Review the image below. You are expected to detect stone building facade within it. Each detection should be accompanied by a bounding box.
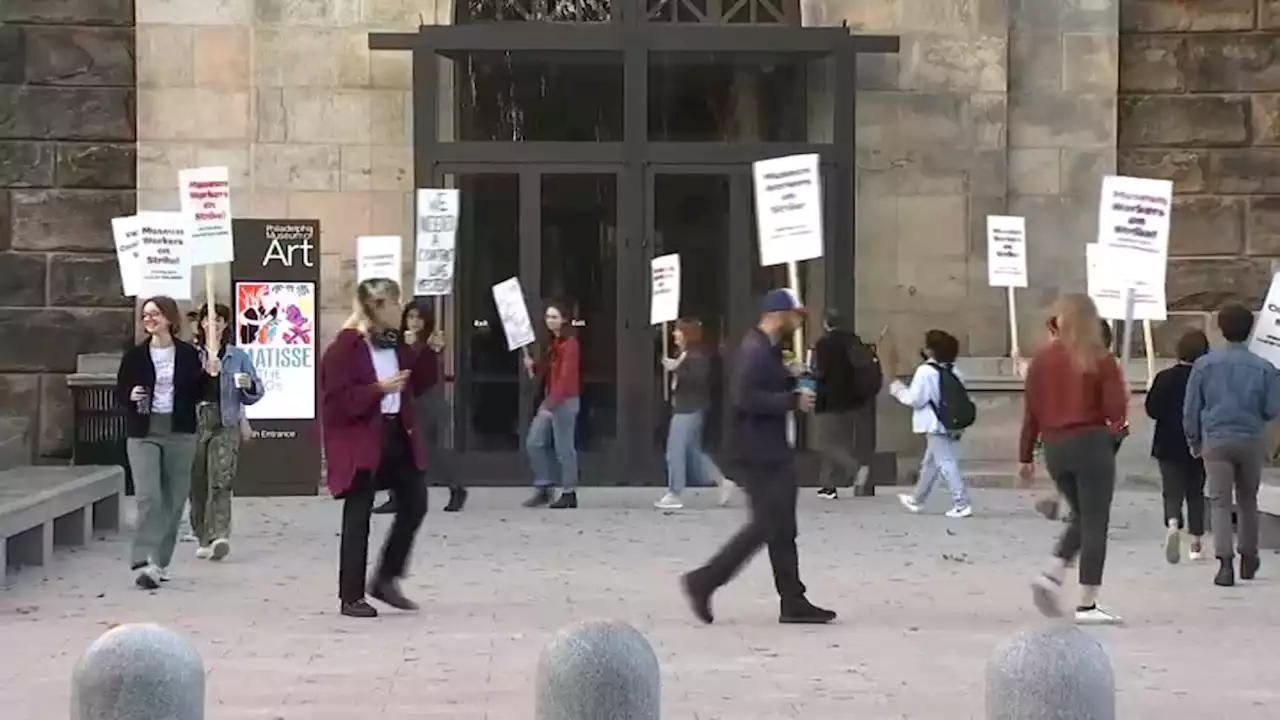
[0,1,137,466]
[1,0,1278,466]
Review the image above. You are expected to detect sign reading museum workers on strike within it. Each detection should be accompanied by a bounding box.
[230,219,321,497]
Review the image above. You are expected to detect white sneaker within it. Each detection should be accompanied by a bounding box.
[717,479,737,507]
[195,546,213,560]
[654,493,683,510]
[898,494,922,513]
[1031,574,1064,618]
[945,506,973,519]
[1074,605,1123,626]
[210,538,231,561]
[1188,541,1204,562]
[180,532,198,544]
[1164,525,1181,565]
[157,566,171,582]
[134,564,161,590]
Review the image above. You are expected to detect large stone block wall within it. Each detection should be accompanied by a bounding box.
[1119,0,1280,353]
[0,1,138,463]
[133,0,450,347]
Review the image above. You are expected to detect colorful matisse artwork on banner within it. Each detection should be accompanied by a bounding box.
[235,282,316,420]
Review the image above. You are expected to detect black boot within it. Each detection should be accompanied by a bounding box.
[444,487,468,512]
[523,487,553,508]
[340,599,378,618]
[1241,552,1260,580]
[780,597,837,625]
[549,491,578,509]
[369,578,419,611]
[372,496,397,515]
[680,572,714,624]
[1214,557,1235,587]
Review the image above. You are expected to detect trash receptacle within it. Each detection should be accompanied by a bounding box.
[68,373,133,495]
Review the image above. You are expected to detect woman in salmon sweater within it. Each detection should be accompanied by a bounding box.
[1019,294,1129,625]
[319,277,439,618]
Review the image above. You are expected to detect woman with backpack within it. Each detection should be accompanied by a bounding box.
[880,328,974,518]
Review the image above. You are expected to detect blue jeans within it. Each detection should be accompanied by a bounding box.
[912,433,969,509]
[527,397,580,490]
[666,410,725,493]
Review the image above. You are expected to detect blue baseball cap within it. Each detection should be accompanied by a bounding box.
[761,288,806,314]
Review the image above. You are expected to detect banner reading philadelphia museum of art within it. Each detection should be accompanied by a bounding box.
[230,219,321,497]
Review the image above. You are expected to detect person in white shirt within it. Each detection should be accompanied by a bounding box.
[879,329,972,518]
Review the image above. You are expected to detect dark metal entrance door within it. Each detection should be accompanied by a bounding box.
[440,164,623,484]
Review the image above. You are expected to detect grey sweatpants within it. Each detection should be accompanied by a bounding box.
[126,414,198,569]
[1203,438,1264,560]
[813,410,862,490]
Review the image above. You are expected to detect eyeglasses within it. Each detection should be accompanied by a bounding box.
[141,311,166,320]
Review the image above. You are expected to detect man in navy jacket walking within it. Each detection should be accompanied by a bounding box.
[681,289,837,625]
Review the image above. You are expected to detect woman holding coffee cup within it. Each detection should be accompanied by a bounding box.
[189,303,264,562]
[115,296,213,590]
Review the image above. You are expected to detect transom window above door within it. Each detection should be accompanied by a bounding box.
[457,0,800,24]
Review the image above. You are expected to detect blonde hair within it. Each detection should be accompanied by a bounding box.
[343,277,402,333]
[1052,293,1107,370]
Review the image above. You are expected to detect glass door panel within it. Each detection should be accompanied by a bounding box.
[447,172,524,469]
[647,172,733,454]
[539,173,619,480]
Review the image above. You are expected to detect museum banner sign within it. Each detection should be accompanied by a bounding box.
[230,219,321,496]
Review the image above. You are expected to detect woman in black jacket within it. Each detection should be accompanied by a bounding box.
[1145,329,1210,564]
[116,296,213,590]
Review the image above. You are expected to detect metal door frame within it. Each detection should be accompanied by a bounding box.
[435,163,627,483]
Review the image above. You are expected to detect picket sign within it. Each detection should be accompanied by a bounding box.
[178,166,234,365]
[986,215,1028,358]
[135,212,194,302]
[492,276,538,373]
[357,235,403,288]
[1095,175,1172,388]
[650,253,681,401]
[1249,273,1280,369]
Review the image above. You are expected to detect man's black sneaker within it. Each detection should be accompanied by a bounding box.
[523,488,552,508]
[680,572,714,624]
[443,487,468,512]
[341,599,378,618]
[817,487,838,500]
[1214,557,1235,587]
[549,491,578,509]
[1241,553,1260,580]
[369,579,419,611]
[780,598,837,624]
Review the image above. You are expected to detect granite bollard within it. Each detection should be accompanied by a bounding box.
[535,619,661,720]
[986,624,1115,720]
[72,623,205,720]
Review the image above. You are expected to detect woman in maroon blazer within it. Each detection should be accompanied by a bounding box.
[320,277,439,618]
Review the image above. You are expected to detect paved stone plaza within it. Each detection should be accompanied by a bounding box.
[1,488,1277,719]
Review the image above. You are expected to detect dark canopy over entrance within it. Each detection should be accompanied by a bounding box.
[370,3,897,485]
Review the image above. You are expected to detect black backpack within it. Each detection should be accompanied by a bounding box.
[844,335,884,408]
[929,363,976,431]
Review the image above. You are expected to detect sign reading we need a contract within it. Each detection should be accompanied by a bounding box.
[1249,273,1280,369]
[414,189,459,297]
[178,166,234,266]
[752,154,824,267]
[985,215,1028,288]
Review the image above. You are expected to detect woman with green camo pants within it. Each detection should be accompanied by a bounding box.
[190,303,264,561]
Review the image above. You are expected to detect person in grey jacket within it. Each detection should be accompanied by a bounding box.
[191,303,265,561]
[654,318,736,510]
[1183,303,1280,587]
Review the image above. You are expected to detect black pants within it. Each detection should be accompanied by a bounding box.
[814,411,862,491]
[339,417,428,603]
[419,391,462,491]
[691,459,806,602]
[1043,428,1116,587]
[1158,457,1206,535]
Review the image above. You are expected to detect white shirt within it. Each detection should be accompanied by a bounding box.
[888,362,964,435]
[367,343,402,415]
[149,344,176,414]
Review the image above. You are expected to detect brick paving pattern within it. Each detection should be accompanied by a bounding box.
[1,488,1277,719]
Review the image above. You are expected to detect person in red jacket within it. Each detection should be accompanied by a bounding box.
[319,278,439,618]
[522,301,582,509]
[1019,294,1128,626]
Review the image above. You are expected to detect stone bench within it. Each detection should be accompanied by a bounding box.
[1,466,125,581]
